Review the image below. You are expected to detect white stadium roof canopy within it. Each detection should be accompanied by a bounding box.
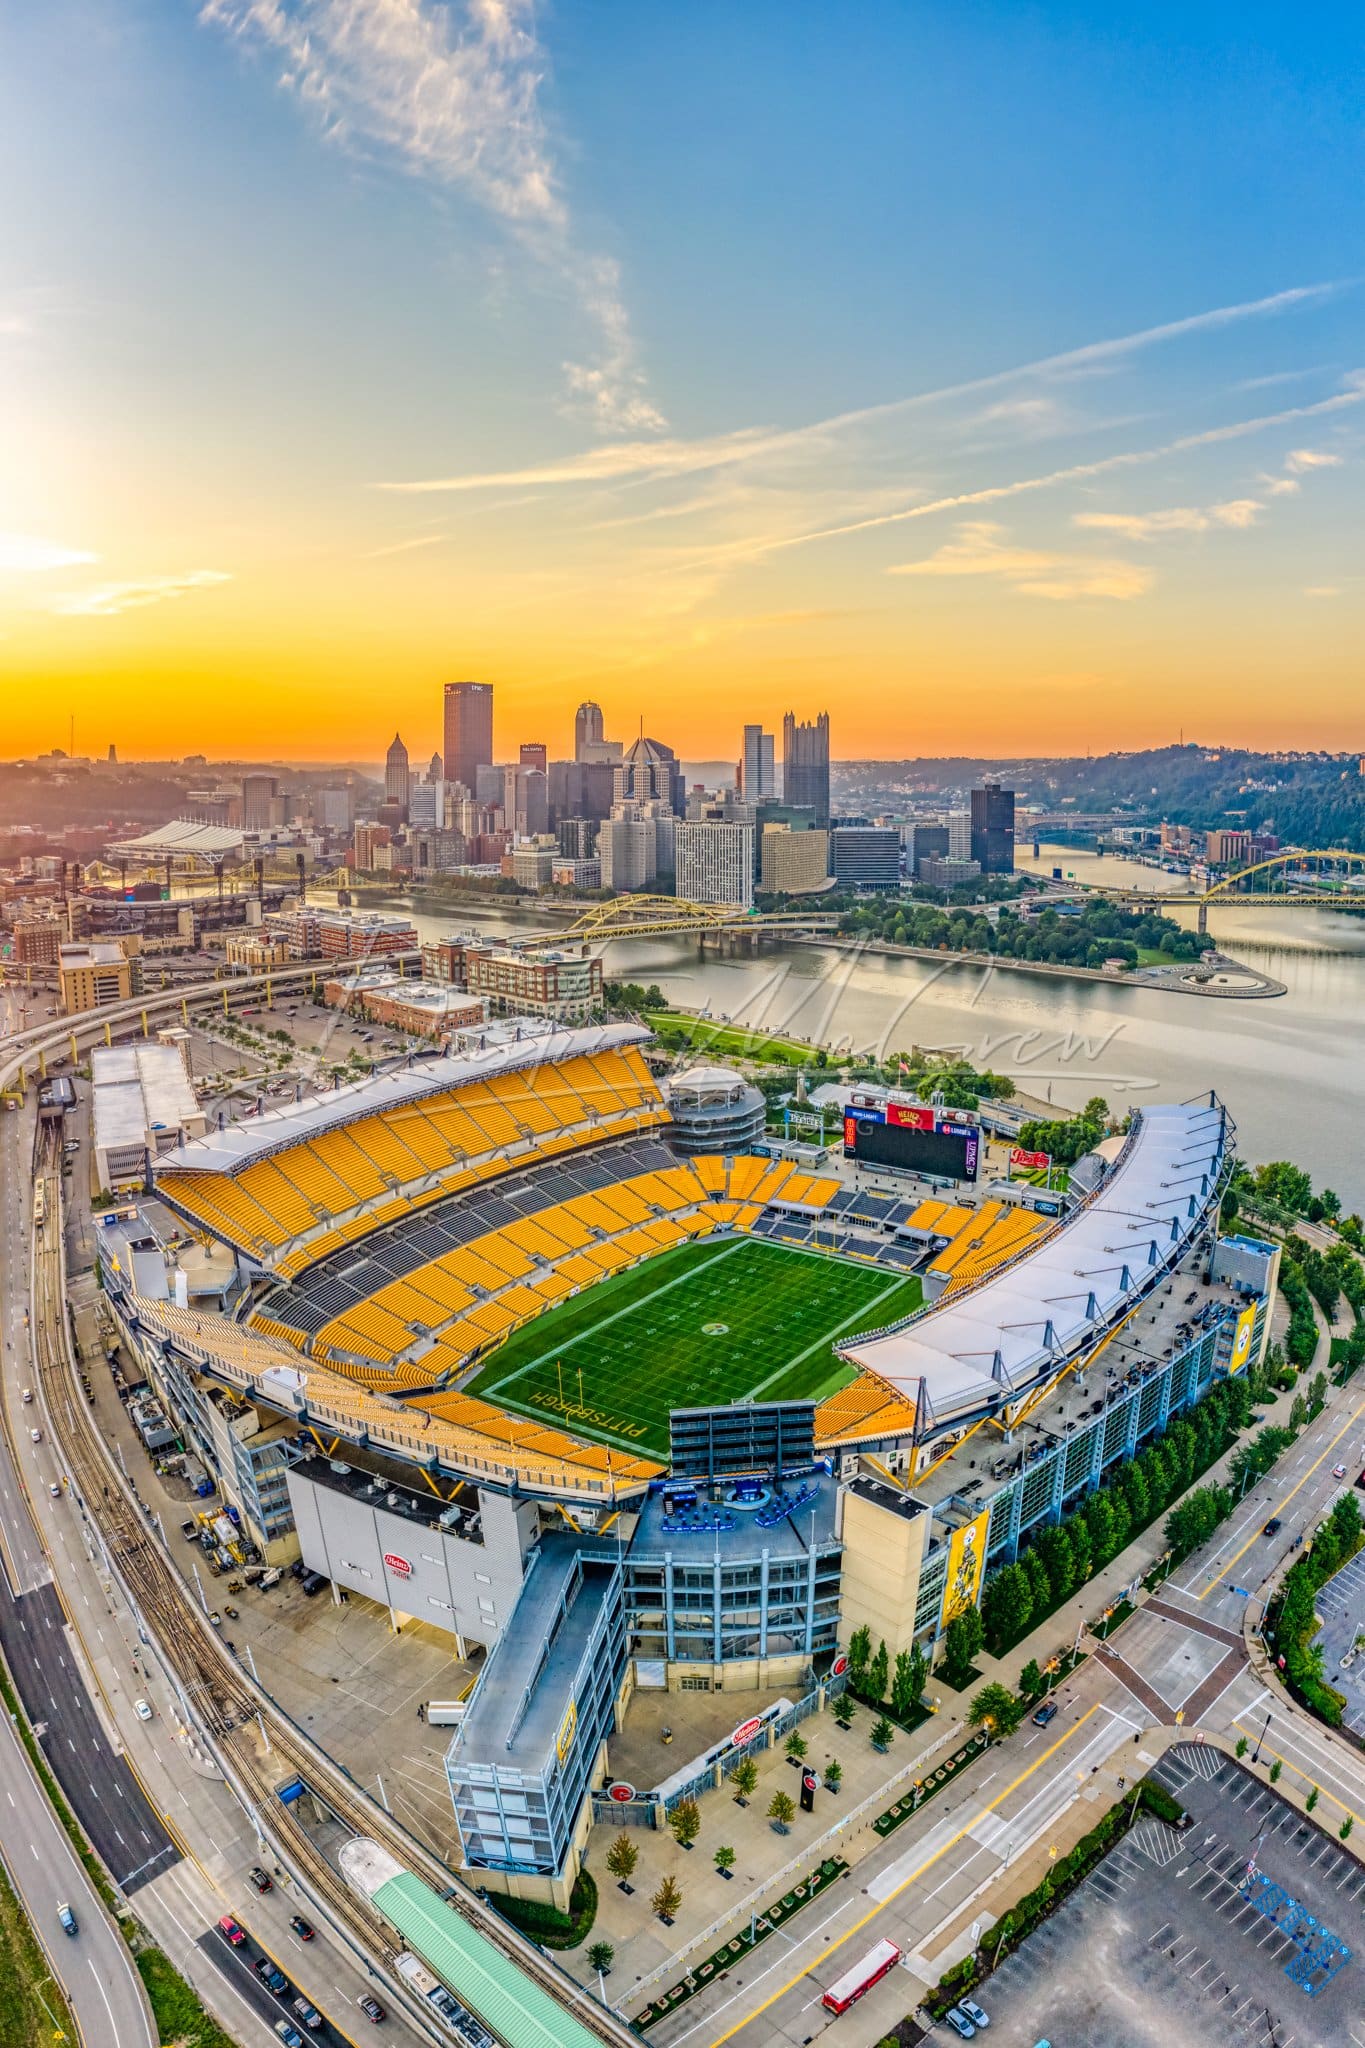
[153,1022,652,1175]
[841,1096,1230,1431]
[107,819,247,858]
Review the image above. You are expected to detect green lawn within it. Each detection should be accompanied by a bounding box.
[465,1237,921,1459]
[644,1009,825,1065]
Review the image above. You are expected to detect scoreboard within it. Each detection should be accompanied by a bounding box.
[843,1101,980,1181]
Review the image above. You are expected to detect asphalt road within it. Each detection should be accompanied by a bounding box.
[0,1110,158,2048]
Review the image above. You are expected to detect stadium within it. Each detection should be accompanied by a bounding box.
[101,1019,1272,1904]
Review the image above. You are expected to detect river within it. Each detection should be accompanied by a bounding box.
[325,856,1365,1208]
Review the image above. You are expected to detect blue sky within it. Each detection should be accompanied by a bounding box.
[0,1,1360,759]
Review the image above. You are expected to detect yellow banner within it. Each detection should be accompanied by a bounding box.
[943,1508,990,1625]
[1229,1302,1257,1374]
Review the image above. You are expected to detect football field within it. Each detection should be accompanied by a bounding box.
[464,1237,922,1459]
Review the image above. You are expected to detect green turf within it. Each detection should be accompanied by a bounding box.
[464,1237,923,1459]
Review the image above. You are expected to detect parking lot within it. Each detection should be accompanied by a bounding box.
[931,1744,1364,2048]
[1309,1548,1365,1739]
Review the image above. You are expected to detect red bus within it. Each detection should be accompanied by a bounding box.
[822,1939,901,2014]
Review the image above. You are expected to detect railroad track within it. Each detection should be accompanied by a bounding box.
[32,1133,630,2046]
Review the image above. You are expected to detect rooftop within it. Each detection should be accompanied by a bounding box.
[92,1043,201,1152]
[451,1539,616,1773]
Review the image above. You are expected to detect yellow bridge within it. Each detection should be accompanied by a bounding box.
[533,897,841,943]
[1101,849,1365,932]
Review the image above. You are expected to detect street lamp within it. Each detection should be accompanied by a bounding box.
[1251,1709,1272,1764]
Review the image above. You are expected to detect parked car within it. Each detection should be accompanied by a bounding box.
[57,1904,78,1937]
[945,2009,977,2040]
[218,1916,246,1945]
[357,1993,387,2022]
[248,1865,274,1893]
[1032,1700,1058,1728]
[256,1959,288,1995]
[289,1916,314,1942]
[960,1997,991,2029]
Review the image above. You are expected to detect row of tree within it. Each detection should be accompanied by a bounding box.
[1270,1491,1364,1726]
[837,895,1204,969]
[1015,1094,1112,1166]
[980,1373,1255,1654]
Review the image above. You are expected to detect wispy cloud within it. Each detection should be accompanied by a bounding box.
[0,532,98,574]
[379,280,1342,492]
[48,571,233,616]
[1074,499,1263,540]
[1284,446,1343,473]
[364,531,447,558]
[889,521,1151,601]
[201,0,662,431]
[1304,584,1341,597]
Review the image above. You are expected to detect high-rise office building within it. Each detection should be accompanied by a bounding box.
[947,809,973,860]
[969,783,1015,874]
[761,826,830,895]
[616,735,684,814]
[443,681,493,793]
[502,764,549,839]
[676,821,754,909]
[830,827,900,893]
[782,711,830,827]
[739,725,776,800]
[519,742,548,775]
[574,701,605,759]
[384,733,410,818]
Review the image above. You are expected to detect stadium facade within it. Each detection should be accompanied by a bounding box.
[96,1025,1269,1905]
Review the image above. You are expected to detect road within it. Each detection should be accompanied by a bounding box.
[0,1101,159,2048]
[644,1347,1365,2046]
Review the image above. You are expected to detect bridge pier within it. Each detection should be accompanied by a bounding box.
[1197,902,1208,937]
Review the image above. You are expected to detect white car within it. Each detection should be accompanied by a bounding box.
[21,1388,33,1404]
[29,1428,41,1443]
[133,1699,153,1722]
[49,1482,61,1497]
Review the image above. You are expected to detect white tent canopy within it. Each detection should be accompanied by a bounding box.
[841,1097,1228,1433]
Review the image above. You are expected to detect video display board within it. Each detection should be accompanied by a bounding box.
[843,1115,979,1181]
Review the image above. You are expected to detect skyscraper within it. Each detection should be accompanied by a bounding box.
[970,782,1015,873]
[740,725,776,800]
[574,700,605,759]
[676,821,754,909]
[384,733,410,818]
[519,741,548,774]
[443,681,493,793]
[782,711,830,827]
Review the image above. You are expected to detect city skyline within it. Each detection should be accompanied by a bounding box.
[2,5,1362,760]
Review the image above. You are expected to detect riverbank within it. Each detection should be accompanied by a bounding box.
[806,934,1286,999]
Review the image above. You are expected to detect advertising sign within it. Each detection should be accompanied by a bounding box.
[556,1701,578,1765]
[831,1653,849,1678]
[730,1715,764,1749]
[1229,1302,1258,1374]
[1010,1147,1051,1171]
[383,1552,413,1578]
[942,1508,990,1626]
[607,1782,636,1803]
[886,1102,934,1130]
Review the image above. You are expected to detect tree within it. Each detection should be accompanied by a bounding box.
[605,1834,638,1884]
[1306,1787,1319,1812]
[1036,1525,1076,1603]
[651,1875,682,1921]
[833,1692,856,1730]
[767,1789,796,1833]
[909,1640,929,1706]
[969,1683,1024,1740]
[891,1650,919,1722]
[846,1624,872,1688]
[982,1561,1033,1652]
[941,1607,984,1687]
[714,1845,736,1876]
[868,1639,890,1705]
[784,1731,808,1765]
[870,1716,894,1751]
[670,1797,701,1849]
[587,1941,615,1975]
[1020,1658,1043,1699]
[824,1759,843,1792]
[1023,1546,1052,1615]
[731,1758,758,1803]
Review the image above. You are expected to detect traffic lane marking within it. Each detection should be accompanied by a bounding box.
[1199,1399,1365,1599]
[705,1703,1101,2046]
